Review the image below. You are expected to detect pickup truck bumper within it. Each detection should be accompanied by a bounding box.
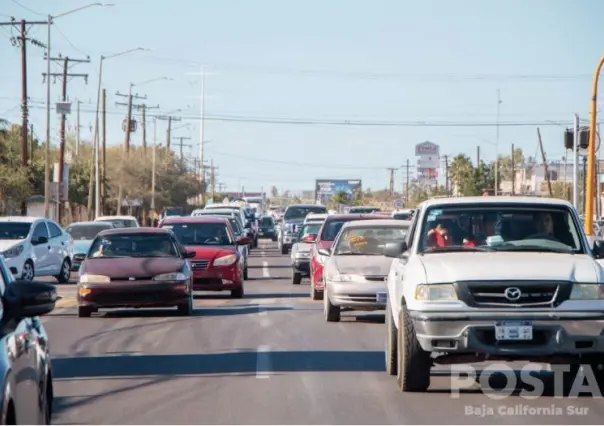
[409,310,604,356]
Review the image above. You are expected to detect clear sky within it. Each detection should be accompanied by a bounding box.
[1,0,603,194]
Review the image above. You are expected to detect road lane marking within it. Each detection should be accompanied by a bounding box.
[258,307,270,328]
[256,344,271,379]
[262,261,270,278]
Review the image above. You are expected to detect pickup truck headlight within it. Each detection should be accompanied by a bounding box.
[570,284,604,300]
[79,274,110,283]
[1,245,23,259]
[414,284,458,301]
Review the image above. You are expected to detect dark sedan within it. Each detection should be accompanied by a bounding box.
[76,227,195,318]
[0,256,57,424]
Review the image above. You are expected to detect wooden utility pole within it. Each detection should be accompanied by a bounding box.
[134,104,159,153]
[511,143,515,195]
[45,54,89,223]
[156,115,181,151]
[401,160,414,203]
[115,92,152,152]
[173,136,192,161]
[387,167,396,196]
[75,100,82,156]
[210,159,218,201]
[537,128,553,197]
[1,18,48,214]
[476,146,480,165]
[101,88,107,214]
[29,123,34,165]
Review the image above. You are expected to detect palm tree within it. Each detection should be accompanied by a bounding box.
[448,154,473,196]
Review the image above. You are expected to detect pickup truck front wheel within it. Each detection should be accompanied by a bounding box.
[397,304,431,392]
[385,301,397,376]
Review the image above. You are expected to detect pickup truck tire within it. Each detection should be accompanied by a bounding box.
[385,301,398,376]
[292,272,302,284]
[310,285,323,301]
[324,290,341,322]
[397,304,431,392]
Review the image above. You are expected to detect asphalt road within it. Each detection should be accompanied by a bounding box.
[42,240,604,425]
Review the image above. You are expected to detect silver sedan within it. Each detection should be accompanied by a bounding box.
[320,219,411,322]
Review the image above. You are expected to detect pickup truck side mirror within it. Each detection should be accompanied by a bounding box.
[593,240,604,259]
[383,241,408,258]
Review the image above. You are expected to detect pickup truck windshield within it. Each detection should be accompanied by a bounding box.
[284,206,327,220]
[418,204,584,254]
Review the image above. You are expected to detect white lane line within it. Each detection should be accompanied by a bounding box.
[256,344,271,379]
[258,306,270,328]
[262,261,270,278]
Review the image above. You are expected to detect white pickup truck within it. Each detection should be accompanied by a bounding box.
[383,196,604,392]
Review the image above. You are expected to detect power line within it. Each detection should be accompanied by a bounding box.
[10,0,46,17]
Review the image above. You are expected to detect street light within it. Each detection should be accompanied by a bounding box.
[91,47,148,219]
[43,2,114,218]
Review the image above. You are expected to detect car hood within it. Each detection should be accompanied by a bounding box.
[185,245,237,260]
[0,239,26,251]
[73,240,93,254]
[81,257,186,278]
[331,255,393,276]
[419,252,600,283]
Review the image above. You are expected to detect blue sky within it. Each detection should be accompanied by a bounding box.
[1,0,603,194]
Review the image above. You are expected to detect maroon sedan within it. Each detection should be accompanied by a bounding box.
[76,227,195,318]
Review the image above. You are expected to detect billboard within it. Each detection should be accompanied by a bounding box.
[415,141,440,188]
[315,179,362,204]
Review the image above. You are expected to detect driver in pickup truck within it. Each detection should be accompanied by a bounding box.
[426,223,450,248]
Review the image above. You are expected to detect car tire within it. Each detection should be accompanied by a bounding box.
[281,245,288,255]
[253,238,258,248]
[77,305,92,318]
[177,297,193,316]
[385,301,398,376]
[310,284,323,301]
[243,266,249,280]
[396,303,431,392]
[231,287,244,298]
[55,258,71,284]
[292,272,302,284]
[323,289,340,322]
[22,260,34,281]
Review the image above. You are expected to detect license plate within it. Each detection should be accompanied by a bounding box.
[376,292,387,303]
[495,320,533,341]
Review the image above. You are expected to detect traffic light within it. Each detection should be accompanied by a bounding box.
[564,127,590,150]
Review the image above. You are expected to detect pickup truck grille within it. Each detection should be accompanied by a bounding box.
[455,281,572,308]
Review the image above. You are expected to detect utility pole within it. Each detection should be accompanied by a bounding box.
[29,123,34,164]
[173,136,192,161]
[210,159,218,201]
[401,160,414,203]
[495,89,502,196]
[74,99,83,156]
[476,146,480,165]
[537,128,553,197]
[115,87,147,214]
[1,18,48,214]
[45,54,89,224]
[511,144,515,195]
[100,88,107,214]
[156,115,181,151]
[151,117,157,214]
[134,103,159,153]
[387,168,396,196]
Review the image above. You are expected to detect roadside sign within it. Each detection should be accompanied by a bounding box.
[393,199,404,209]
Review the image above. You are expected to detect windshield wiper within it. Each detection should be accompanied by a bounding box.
[422,246,493,253]
[494,246,574,254]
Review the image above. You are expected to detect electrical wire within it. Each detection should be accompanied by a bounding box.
[10,0,46,17]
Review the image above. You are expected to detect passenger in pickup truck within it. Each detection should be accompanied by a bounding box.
[426,223,450,248]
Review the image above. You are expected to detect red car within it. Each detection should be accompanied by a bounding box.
[309,214,385,300]
[159,216,250,298]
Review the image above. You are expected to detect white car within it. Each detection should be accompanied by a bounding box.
[94,215,139,228]
[0,216,74,282]
[383,196,604,392]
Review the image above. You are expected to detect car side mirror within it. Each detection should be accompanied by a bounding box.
[32,236,48,246]
[593,240,604,259]
[237,236,251,245]
[318,248,330,256]
[3,280,57,319]
[383,241,408,258]
[302,234,317,243]
[184,251,196,259]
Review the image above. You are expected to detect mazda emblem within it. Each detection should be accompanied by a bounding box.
[504,287,522,301]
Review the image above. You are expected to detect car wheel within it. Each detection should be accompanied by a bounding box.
[281,245,288,255]
[243,266,249,280]
[396,303,431,392]
[310,283,323,301]
[55,258,71,284]
[43,374,53,425]
[323,289,340,322]
[292,272,302,285]
[77,305,92,318]
[177,297,193,316]
[21,260,34,281]
[231,287,244,298]
[385,301,398,376]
